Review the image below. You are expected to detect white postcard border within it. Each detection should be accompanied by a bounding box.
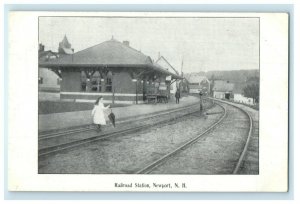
[8,12,288,192]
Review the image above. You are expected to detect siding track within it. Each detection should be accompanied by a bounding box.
[39,100,213,157]
[39,98,257,174]
[136,99,254,174]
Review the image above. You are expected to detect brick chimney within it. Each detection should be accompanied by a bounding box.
[123,40,130,46]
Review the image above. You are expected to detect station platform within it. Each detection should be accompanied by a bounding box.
[39,95,200,132]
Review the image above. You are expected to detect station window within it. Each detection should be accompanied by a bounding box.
[91,79,97,91]
[91,78,101,92]
[105,78,112,92]
[81,81,87,91]
[80,71,112,92]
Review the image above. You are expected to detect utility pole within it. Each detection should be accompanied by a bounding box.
[71,49,74,62]
[112,72,115,104]
[180,57,184,92]
[181,57,183,77]
[136,80,138,104]
[199,91,203,113]
[132,78,138,104]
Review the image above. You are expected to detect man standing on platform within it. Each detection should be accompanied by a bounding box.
[199,90,203,113]
[175,89,180,104]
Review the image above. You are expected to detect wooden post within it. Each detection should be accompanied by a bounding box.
[112,73,115,104]
[136,80,138,104]
[112,88,115,104]
[132,78,137,104]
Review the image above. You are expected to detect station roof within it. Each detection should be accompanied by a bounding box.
[155,56,180,76]
[153,63,183,79]
[39,39,182,79]
[40,39,152,67]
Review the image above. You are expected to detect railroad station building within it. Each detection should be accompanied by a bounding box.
[39,36,182,104]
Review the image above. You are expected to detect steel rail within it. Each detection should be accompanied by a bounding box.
[136,99,253,174]
[135,101,227,174]
[231,106,253,174]
[39,101,204,140]
[39,100,214,157]
[39,123,151,157]
[209,98,254,174]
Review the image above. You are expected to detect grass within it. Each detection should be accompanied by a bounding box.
[243,103,259,111]
[39,101,128,115]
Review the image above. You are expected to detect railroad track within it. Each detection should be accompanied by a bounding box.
[39,101,207,140]
[136,99,253,174]
[39,99,214,157]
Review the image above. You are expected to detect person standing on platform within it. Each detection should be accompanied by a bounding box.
[92,96,110,131]
[199,91,203,113]
[175,89,181,104]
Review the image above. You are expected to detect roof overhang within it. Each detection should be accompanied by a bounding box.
[39,62,183,79]
[150,64,183,80]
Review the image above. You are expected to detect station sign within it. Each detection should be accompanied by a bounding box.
[166,75,172,81]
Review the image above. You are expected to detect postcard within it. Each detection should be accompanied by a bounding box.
[8,12,288,192]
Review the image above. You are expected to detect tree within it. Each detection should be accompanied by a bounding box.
[243,83,259,103]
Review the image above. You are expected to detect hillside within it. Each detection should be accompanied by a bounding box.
[185,69,259,84]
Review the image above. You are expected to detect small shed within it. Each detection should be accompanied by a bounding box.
[186,75,210,94]
[212,80,234,99]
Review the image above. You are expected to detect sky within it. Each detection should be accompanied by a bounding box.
[39,16,259,74]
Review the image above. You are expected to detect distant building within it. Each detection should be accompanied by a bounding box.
[212,80,234,99]
[38,44,61,92]
[155,55,180,94]
[185,74,210,94]
[58,35,74,55]
[38,35,75,92]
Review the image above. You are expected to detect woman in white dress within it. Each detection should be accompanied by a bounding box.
[92,97,110,131]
